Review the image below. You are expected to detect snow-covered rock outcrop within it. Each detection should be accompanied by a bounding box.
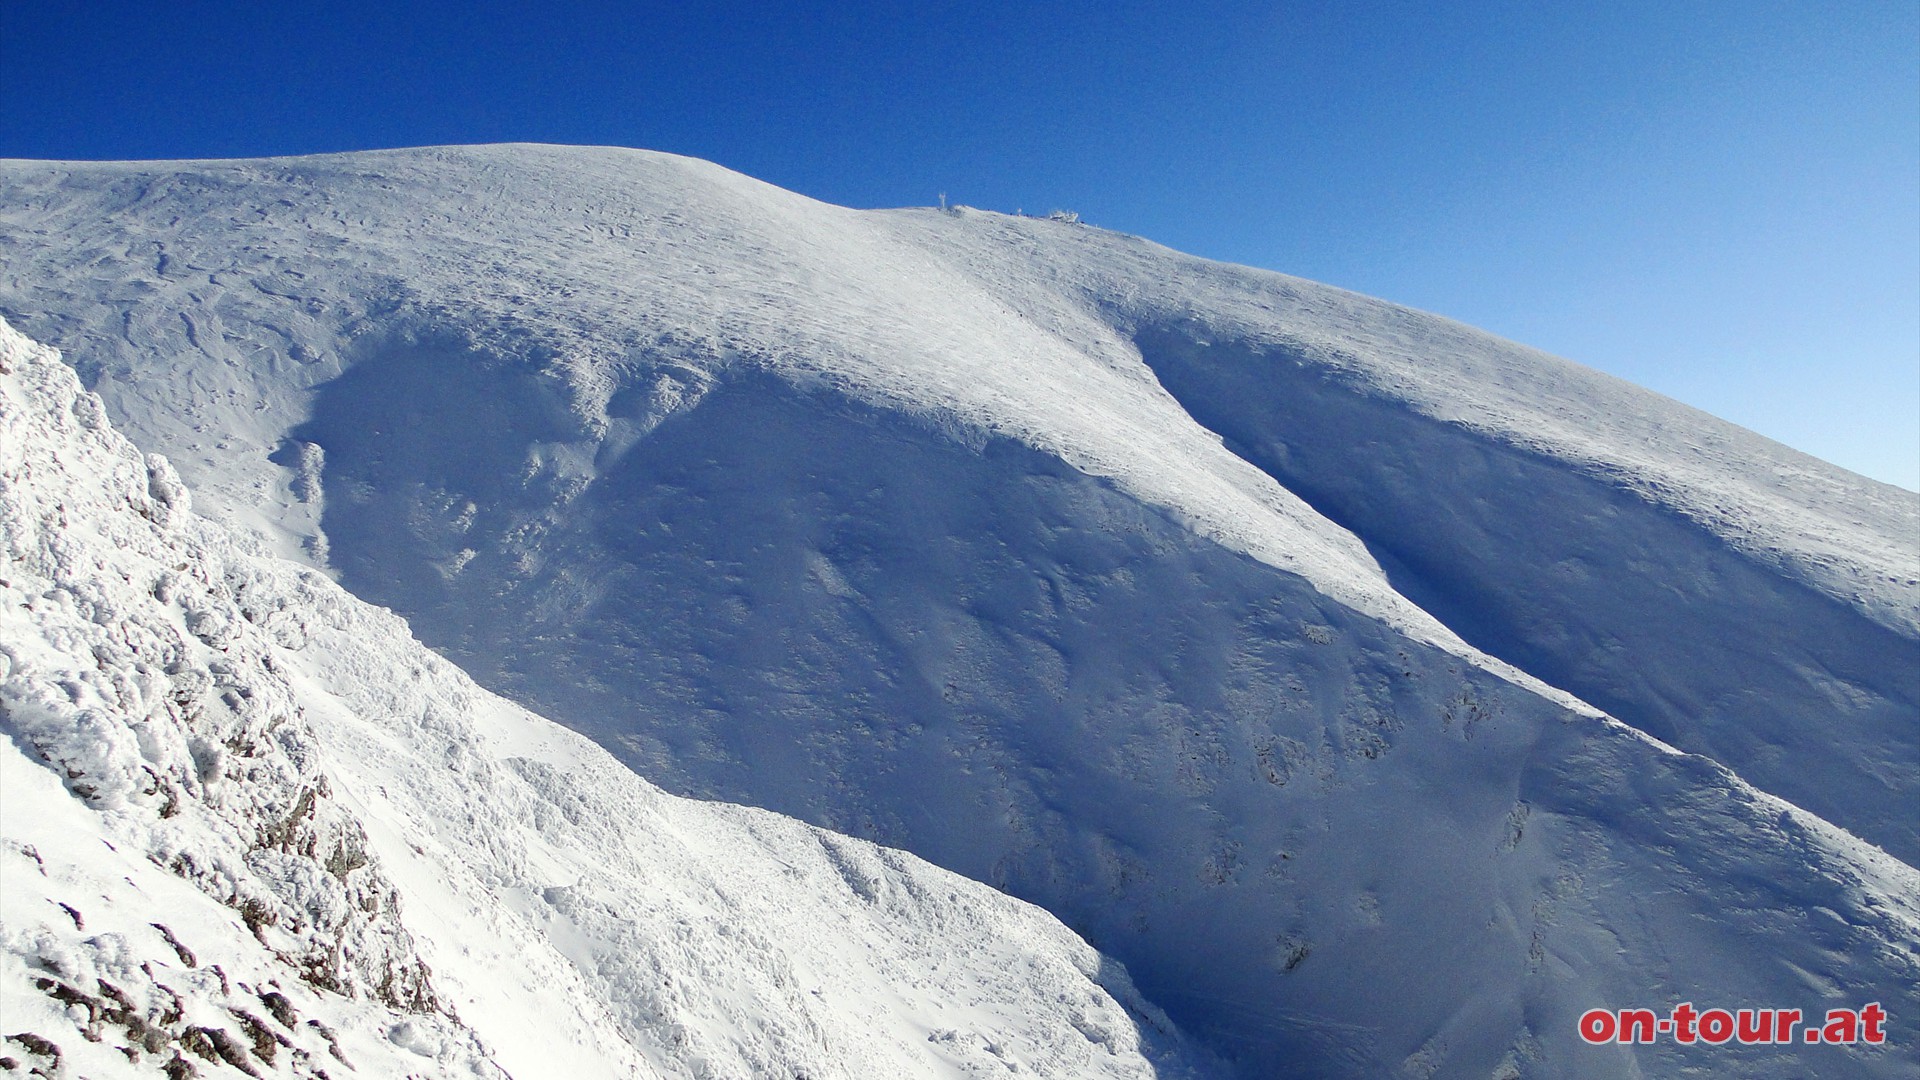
[0,318,1208,1079]
[2,145,1916,1077]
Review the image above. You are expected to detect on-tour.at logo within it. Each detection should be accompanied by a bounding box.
[1578,1002,1888,1046]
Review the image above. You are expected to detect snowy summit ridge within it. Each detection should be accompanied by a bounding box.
[1,144,1916,1078]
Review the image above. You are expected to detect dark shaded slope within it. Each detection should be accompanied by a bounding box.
[1132,323,1920,865]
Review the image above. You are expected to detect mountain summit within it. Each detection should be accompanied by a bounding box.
[2,144,1915,1078]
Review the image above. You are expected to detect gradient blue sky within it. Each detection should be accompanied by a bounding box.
[4,1,1916,488]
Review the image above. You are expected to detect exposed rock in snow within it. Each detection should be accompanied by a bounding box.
[0,319,1209,1079]
[1,145,1915,1078]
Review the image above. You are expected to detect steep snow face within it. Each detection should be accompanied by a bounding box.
[282,366,1920,1078]
[0,318,1209,1080]
[1,145,1917,1077]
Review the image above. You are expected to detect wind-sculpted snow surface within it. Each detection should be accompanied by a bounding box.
[0,319,1209,1079]
[2,145,1918,1077]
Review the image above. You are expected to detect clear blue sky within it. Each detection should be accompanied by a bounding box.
[4,0,1915,488]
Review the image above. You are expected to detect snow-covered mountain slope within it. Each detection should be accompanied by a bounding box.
[1,145,1916,1078]
[0,318,1209,1079]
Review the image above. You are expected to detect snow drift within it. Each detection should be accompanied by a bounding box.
[1,144,1916,1077]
